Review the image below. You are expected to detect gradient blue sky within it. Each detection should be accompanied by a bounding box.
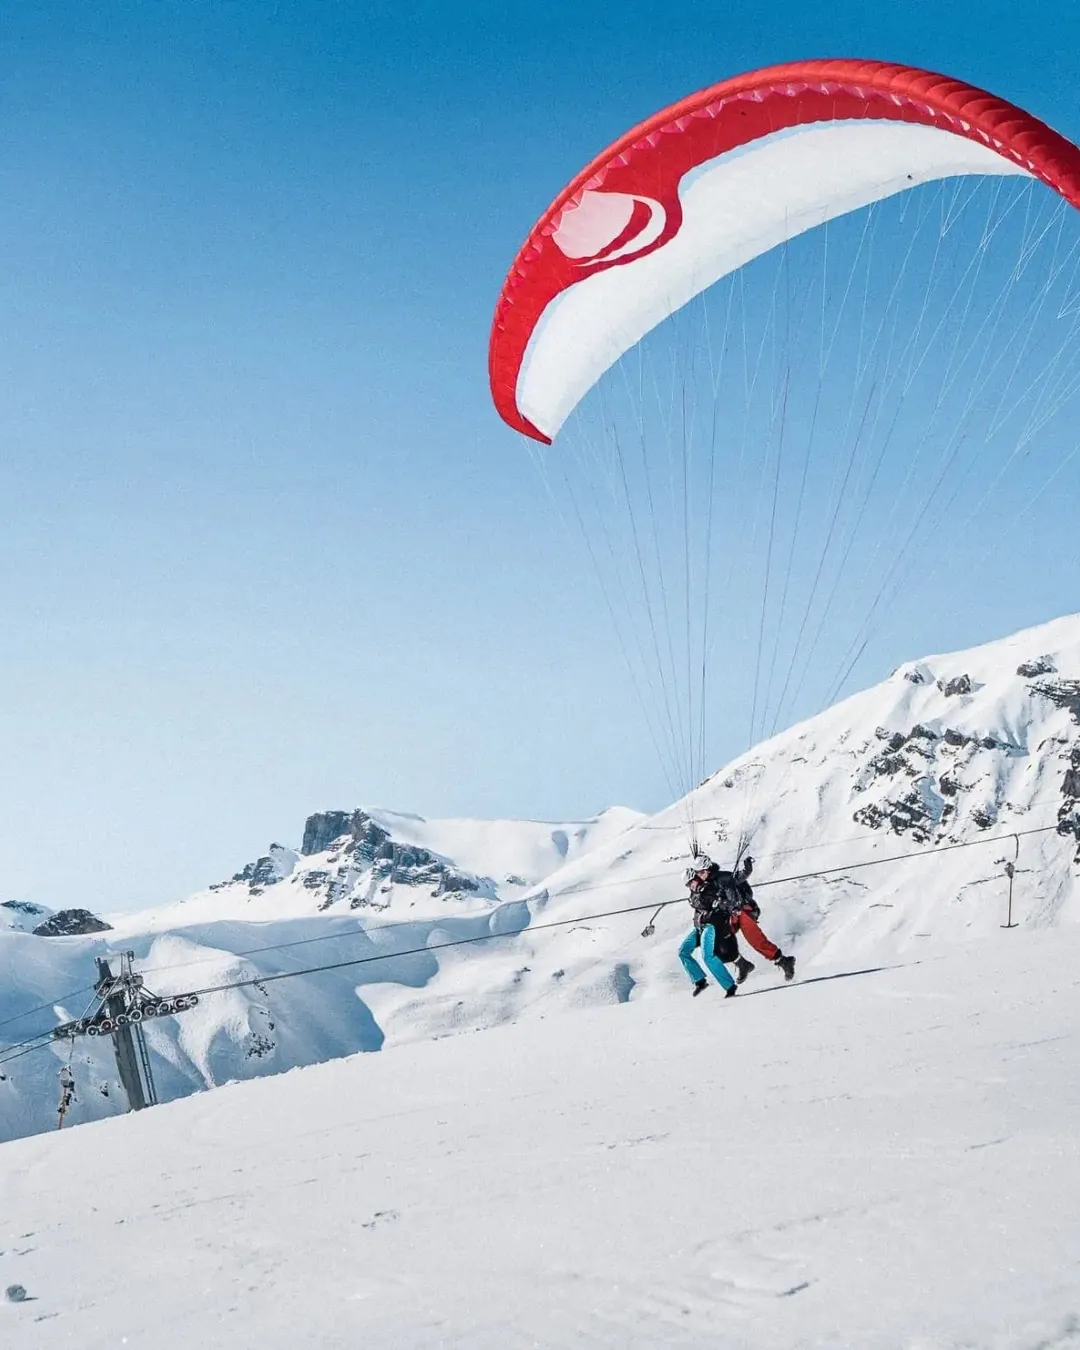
[3,1,1080,912]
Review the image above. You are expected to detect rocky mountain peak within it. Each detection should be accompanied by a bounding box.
[219,808,497,912]
[31,908,113,938]
[1030,678,1080,724]
[301,811,354,856]
[835,640,1080,861]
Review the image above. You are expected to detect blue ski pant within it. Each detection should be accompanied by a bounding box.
[678,924,736,991]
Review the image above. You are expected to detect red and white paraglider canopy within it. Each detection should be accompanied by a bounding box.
[489,59,1080,444]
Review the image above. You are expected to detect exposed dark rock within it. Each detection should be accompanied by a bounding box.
[233,855,281,888]
[342,812,392,862]
[229,808,496,911]
[32,909,112,937]
[1058,808,1080,858]
[874,725,940,759]
[866,752,908,779]
[902,664,932,684]
[1060,748,1080,862]
[970,808,995,830]
[435,868,481,895]
[1063,749,1080,801]
[1030,679,1080,724]
[349,811,487,896]
[938,727,1014,754]
[1,900,47,917]
[939,674,972,697]
[1017,657,1056,678]
[854,789,936,842]
[302,811,354,855]
[938,776,959,798]
[860,725,950,792]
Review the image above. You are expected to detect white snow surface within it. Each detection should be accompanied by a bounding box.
[1,924,1079,1348]
[2,614,1079,1152]
[0,902,51,934]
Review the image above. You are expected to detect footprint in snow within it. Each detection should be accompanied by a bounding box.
[362,1210,399,1230]
[604,1132,669,1150]
[696,1235,815,1310]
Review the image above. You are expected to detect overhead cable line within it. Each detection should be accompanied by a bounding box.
[162,822,1067,1004]
[0,986,96,1034]
[107,807,1065,983]
[749,822,1059,891]
[0,821,1065,1058]
[0,1032,59,1068]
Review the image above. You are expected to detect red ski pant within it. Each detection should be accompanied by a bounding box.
[730,910,780,961]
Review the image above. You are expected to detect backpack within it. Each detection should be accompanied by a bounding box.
[714,869,760,921]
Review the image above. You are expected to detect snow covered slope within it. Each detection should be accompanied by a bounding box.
[2,614,1079,1146]
[0,902,51,934]
[2,923,1078,1349]
[352,612,1080,1051]
[0,807,644,1143]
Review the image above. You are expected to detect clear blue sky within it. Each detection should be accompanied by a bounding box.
[3,0,1080,912]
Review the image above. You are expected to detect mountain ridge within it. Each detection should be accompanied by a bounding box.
[2,612,1078,1144]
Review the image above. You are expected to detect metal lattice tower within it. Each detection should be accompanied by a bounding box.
[52,951,200,1114]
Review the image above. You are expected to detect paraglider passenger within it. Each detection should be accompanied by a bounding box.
[678,856,795,996]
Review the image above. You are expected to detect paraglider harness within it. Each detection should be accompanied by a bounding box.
[686,858,759,962]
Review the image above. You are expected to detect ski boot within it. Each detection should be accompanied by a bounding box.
[734,955,755,984]
[692,978,708,996]
[774,953,796,982]
[724,984,738,998]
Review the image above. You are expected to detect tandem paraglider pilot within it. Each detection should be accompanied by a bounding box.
[678,856,795,997]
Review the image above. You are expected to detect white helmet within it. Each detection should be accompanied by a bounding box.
[684,855,713,884]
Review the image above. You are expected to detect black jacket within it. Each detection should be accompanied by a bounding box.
[688,860,758,931]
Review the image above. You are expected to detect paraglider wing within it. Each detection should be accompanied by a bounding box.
[489,59,1080,444]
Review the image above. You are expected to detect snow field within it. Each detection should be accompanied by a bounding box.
[2,923,1078,1349]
